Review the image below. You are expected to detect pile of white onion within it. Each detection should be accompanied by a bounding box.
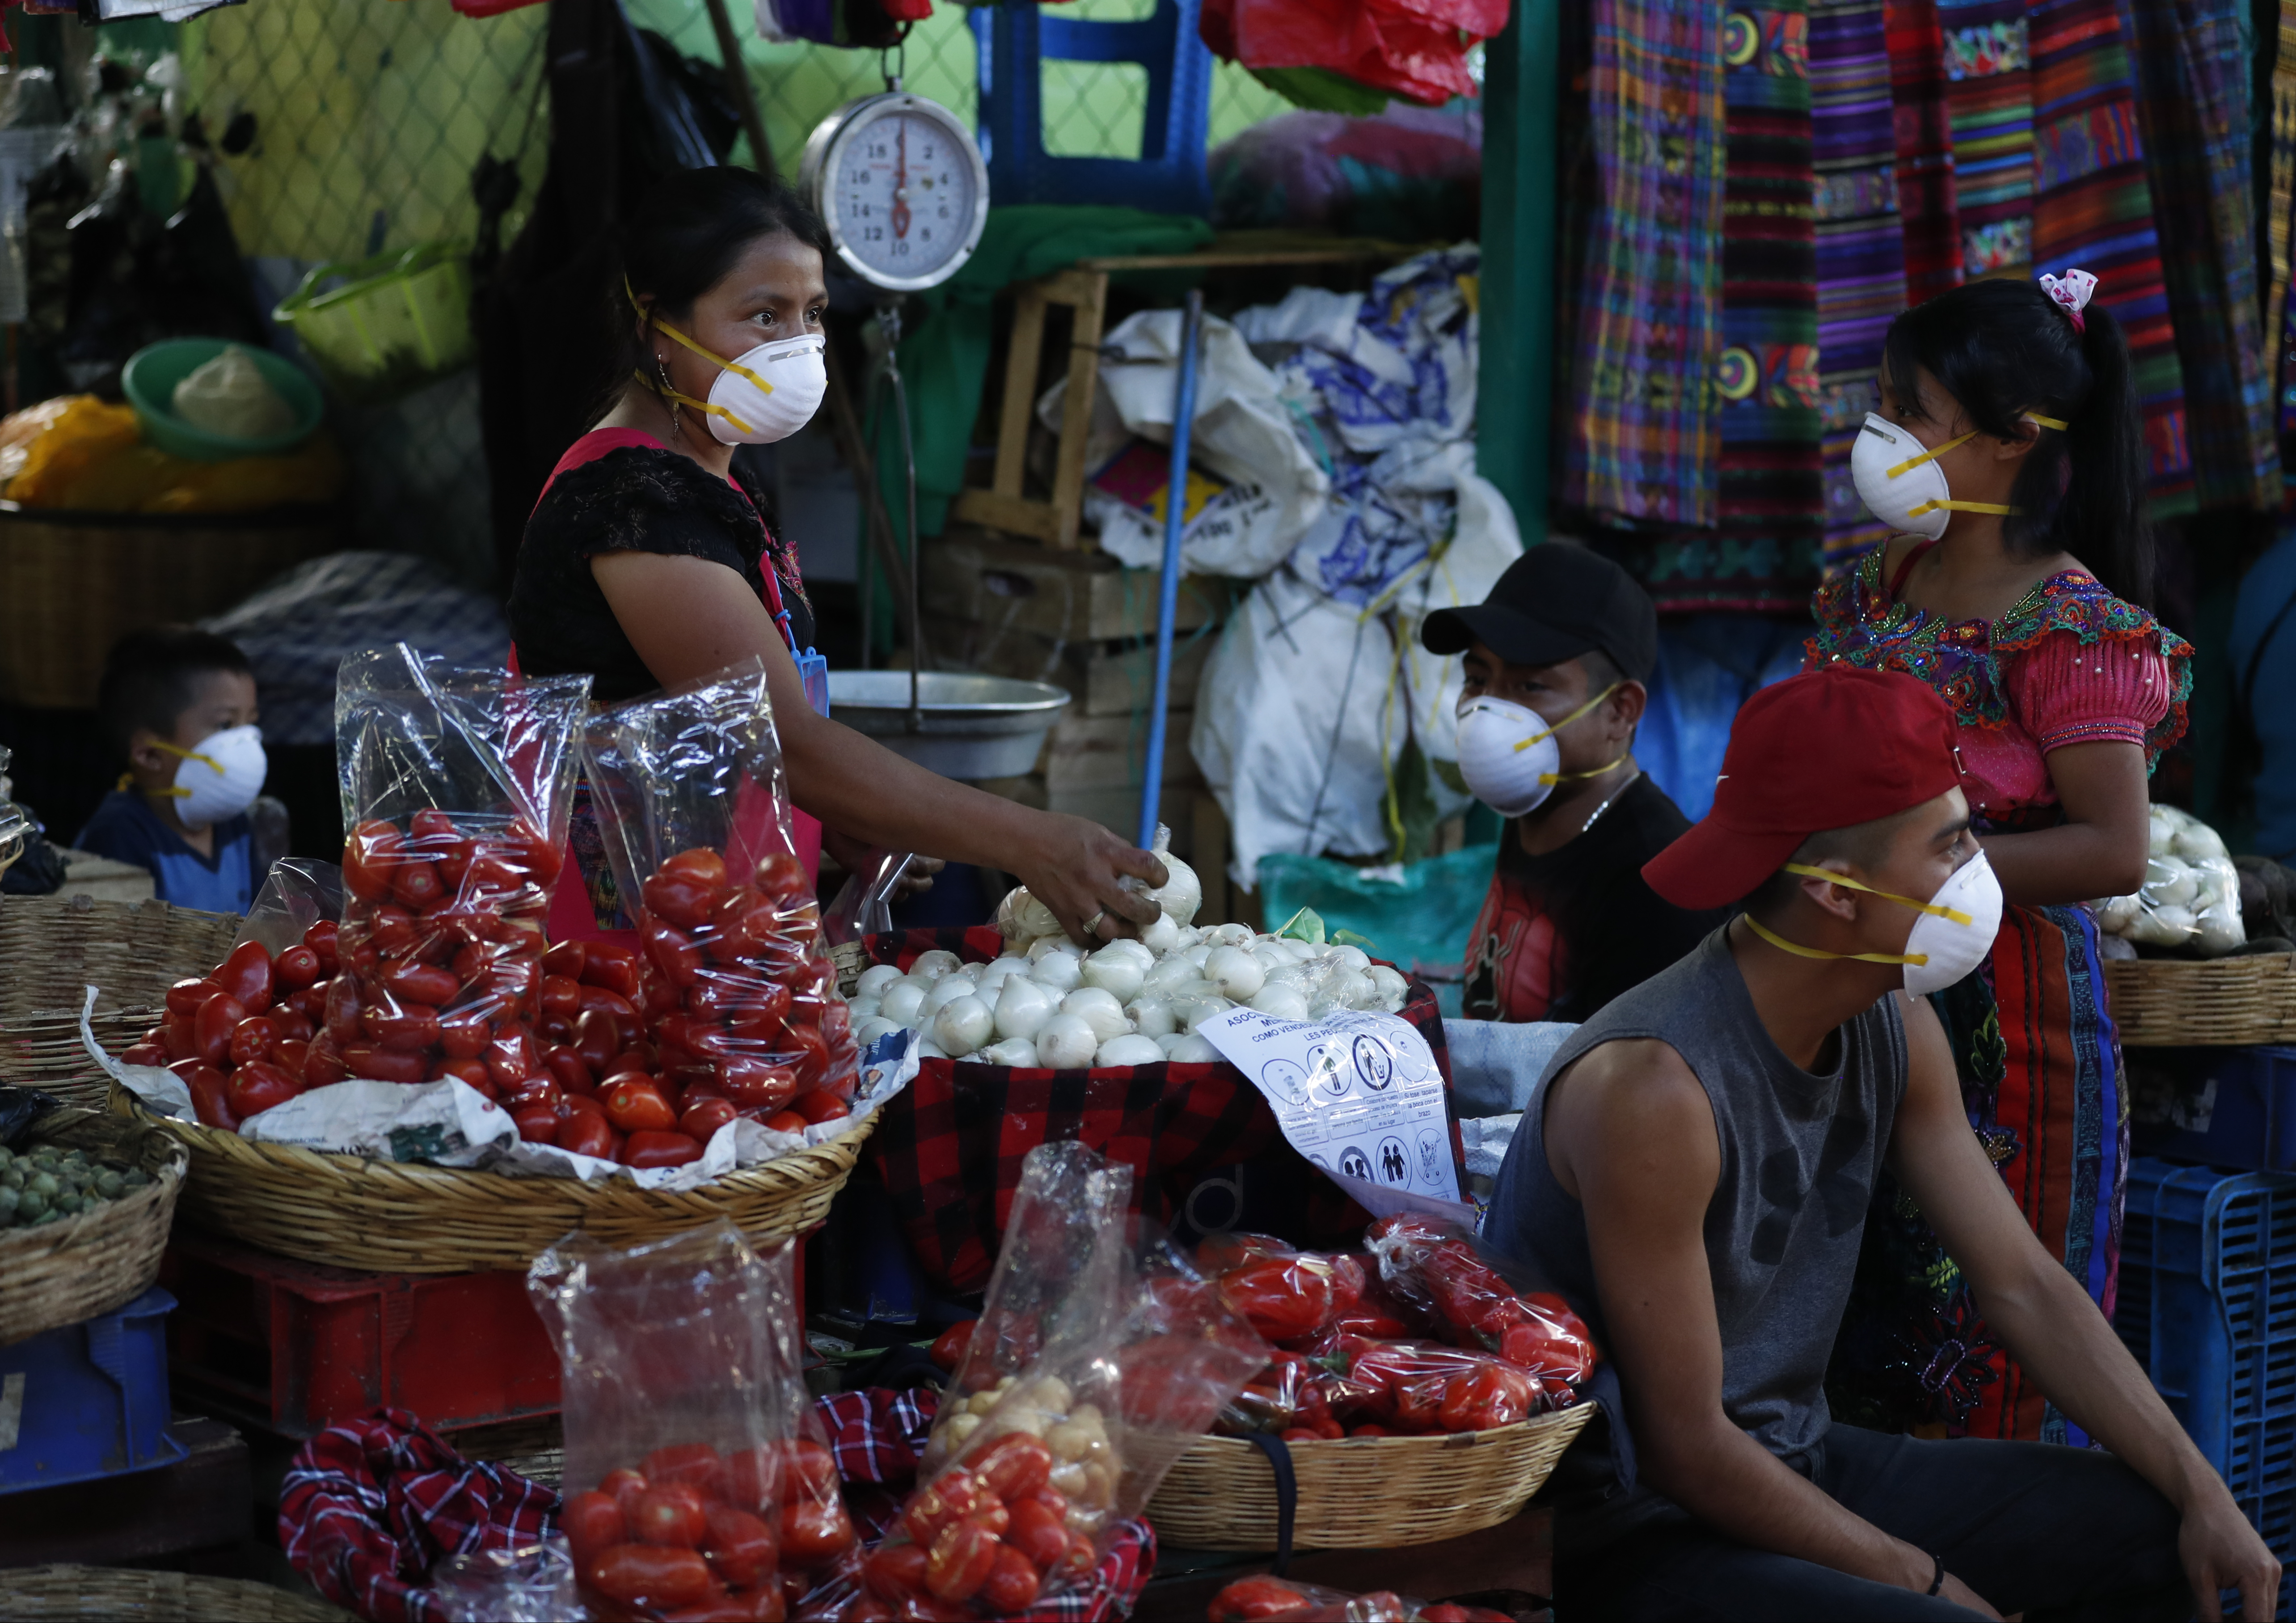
[846,833,1408,1068]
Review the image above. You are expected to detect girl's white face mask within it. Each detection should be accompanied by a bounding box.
[1452,684,1623,819]
[1849,411,2063,540]
[630,281,827,446]
[153,725,266,827]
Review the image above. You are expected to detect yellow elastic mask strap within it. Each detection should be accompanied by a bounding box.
[624,277,771,429]
[1539,751,1632,788]
[1781,862,1976,926]
[1745,914,1927,969]
[1508,682,1623,755]
[1903,498,2021,520]
[626,369,760,439]
[2027,413,2068,431]
[1883,427,1979,479]
[150,738,222,777]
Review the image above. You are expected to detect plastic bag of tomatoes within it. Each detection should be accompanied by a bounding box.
[1207,1577,1515,1622]
[804,1145,1267,1619]
[532,1220,857,1620]
[580,662,860,1146]
[329,645,591,1100]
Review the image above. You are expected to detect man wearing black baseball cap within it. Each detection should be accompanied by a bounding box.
[1422,544,1721,1023]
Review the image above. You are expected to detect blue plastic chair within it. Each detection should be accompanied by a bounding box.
[968,0,1215,216]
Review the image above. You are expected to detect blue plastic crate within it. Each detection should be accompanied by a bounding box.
[2130,1047,2296,1172]
[2119,1159,2296,1616]
[0,1287,186,1495]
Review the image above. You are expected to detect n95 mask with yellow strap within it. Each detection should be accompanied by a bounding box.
[145,725,266,828]
[1746,849,2003,995]
[1849,412,2064,541]
[631,281,827,447]
[1453,684,1625,819]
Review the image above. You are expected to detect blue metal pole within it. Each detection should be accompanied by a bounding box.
[1138,288,1204,849]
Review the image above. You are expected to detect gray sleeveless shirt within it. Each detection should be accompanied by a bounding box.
[1483,926,1907,1528]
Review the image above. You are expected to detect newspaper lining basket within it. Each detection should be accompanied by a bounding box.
[2104,955,2296,1047]
[1144,1401,1597,1551]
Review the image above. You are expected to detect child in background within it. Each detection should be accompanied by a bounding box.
[75,627,269,914]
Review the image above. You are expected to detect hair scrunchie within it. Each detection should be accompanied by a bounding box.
[2038,268,2098,334]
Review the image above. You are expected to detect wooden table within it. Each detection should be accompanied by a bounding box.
[1137,1505,1554,1621]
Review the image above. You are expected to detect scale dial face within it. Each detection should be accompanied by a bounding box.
[801,93,989,294]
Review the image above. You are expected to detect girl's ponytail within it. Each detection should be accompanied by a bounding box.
[2045,300,2153,608]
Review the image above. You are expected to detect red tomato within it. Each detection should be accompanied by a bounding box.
[160,1012,196,1062]
[324,977,362,1044]
[339,1044,430,1085]
[579,943,642,998]
[343,821,401,902]
[573,1010,620,1072]
[1208,1577,1313,1622]
[794,1090,848,1126]
[544,1045,596,1098]
[392,860,446,912]
[274,1039,313,1082]
[778,1495,854,1567]
[752,852,807,900]
[701,1505,777,1587]
[662,847,730,890]
[1005,1500,1067,1574]
[863,1540,929,1602]
[435,1057,494,1095]
[784,1024,830,1091]
[681,1099,737,1142]
[304,920,341,975]
[540,973,584,1020]
[380,961,460,1007]
[563,1490,626,1567]
[726,983,795,1039]
[724,1448,777,1512]
[194,994,247,1065]
[439,1006,491,1059]
[166,976,224,1017]
[486,1030,541,1087]
[366,1002,441,1054]
[585,1543,713,1608]
[718,1058,798,1115]
[633,1484,710,1548]
[270,1006,317,1045]
[599,1467,651,1518]
[641,1442,728,1496]
[187,1065,239,1130]
[512,1106,559,1145]
[903,1469,999,1551]
[971,1435,1053,1505]
[214,940,275,1011]
[928,1321,975,1374]
[1218,1256,1337,1344]
[558,1111,615,1160]
[1437,1365,1536,1433]
[227,1015,279,1067]
[227,1060,301,1119]
[978,1544,1041,1614]
[642,917,704,986]
[274,944,323,990]
[1060,1533,1096,1578]
[120,1042,167,1068]
[779,1440,838,1505]
[604,1078,676,1133]
[623,1130,704,1170]
[764,1111,808,1134]
[304,1036,350,1088]
[643,871,721,932]
[1350,1424,1392,1438]
[409,809,460,842]
[922,1521,998,1605]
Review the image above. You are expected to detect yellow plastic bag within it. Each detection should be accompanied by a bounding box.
[1,393,347,513]
[1,396,142,505]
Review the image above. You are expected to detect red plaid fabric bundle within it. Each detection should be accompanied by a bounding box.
[278,1409,558,1623]
[859,928,1458,1293]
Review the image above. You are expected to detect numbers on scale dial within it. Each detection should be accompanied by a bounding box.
[836,111,972,274]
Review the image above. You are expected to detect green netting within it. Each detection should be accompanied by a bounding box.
[1256,843,1500,1018]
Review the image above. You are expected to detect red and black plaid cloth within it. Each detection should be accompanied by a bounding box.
[859,928,1460,1294]
[279,1408,558,1623]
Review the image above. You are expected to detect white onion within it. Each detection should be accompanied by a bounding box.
[1147,850,1203,926]
[916,1037,949,1060]
[1308,997,1344,1021]
[1096,1034,1166,1068]
[975,957,1032,995]
[1249,984,1310,1021]
[1145,955,1201,993]
[922,976,980,1018]
[1207,922,1253,948]
[1029,936,1084,963]
[997,887,1064,949]
[1032,952,1084,994]
[909,949,963,983]
[995,977,1056,1041]
[854,1015,901,1048]
[1156,1031,1187,1055]
[1184,944,1211,969]
[1328,971,1376,1010]
[1062,987,1131,1043]
[1169,1033,1220,1062]
[880,980,928,1027]
[1174,992,1236,1032]
[855,964,904,999]
[979,1038,1040,1067]
[1080,945,1147,1002]
[1035,1014,1099,1069]
[1367,966,1408,1005]
[933,995,995,1057]
[1204,946,1266,1001]
[1127,995,1177,1038]
[1329,945,1371,973]
[1141,913,1182,954]
[1279,938,1318,963]
[846,996,881,1023]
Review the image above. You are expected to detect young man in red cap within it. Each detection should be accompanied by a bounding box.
[1422,545,1722,1023]
[1486,665,2275,1619]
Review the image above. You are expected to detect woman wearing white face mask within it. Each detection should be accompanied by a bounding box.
[1806,271,2195,1446]
[507,169,1166,948]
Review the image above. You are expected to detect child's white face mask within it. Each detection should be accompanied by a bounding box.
[153,725,266,826]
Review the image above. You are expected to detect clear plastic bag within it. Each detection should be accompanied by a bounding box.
[1363,1213,1598,1383]
[529,1221,846,1618]
[328,644,591,1102]
[2090,804,2246,957]
[1207,1576,1515,1622]
[581,660,861,1142]
[832,1145,1266,1618]
[823,849,916,948]
[233,856,343,956]
[1301,1330,1566,1433]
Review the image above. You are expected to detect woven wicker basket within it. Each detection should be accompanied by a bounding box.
[0,1565,349,1622]
[0,1105,186,1346]
[0,895,244,1107]
[108,1081,880,1273]
[2105,954,2296,1047]
[1145,1401,1598,1551]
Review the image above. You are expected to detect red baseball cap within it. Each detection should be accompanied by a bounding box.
[1642,665,1964,910]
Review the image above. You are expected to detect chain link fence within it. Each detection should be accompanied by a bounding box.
[166,0,1286,584]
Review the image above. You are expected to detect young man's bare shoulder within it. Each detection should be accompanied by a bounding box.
[1549,1037,1717,1170]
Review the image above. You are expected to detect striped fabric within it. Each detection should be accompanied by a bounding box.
[1649,2,1825,612]
[1938,0,2034,278]
[2027,0,2194,516]
[2124,0,2279,512]
[1887,0,1964,305]
[1558,0,1729,529]
[1811,0,1908,575]
[2270,1,2296,398]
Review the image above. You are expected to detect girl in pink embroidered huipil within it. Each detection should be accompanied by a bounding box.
[1805,273,2191,1447]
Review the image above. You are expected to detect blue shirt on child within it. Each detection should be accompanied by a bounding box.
[74,790,256,915]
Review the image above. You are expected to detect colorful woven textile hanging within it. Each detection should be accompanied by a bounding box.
[2123,0,2278,512]
[1938,0,2034,278]
[2269,1,2296,393]
[1557,0,1729,529]
[1887,0,1965,305]
[1811,0,1908,574]
[1647,2,1824,611]
[2027,0,2193,516]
